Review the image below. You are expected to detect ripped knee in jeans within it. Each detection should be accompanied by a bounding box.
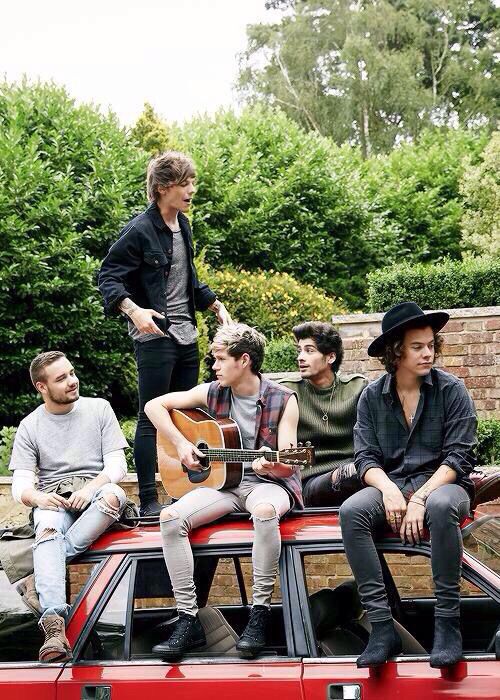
[34,528,61,548]
[252,503,278,522]
[160,507,179,523]
[96,492,122,520]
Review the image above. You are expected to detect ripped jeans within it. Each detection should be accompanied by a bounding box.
[160,479,292,615]
[33,483,127,620]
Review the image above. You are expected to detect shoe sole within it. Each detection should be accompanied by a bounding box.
[39,647,72,663]
[154,638,206,661]
[236,644,265,659]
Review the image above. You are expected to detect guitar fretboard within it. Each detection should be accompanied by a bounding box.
[203,449,280,462]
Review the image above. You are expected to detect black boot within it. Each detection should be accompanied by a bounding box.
[140,498,163,517]
[430,616,462,668]
[236,605,270,658]
[152,612,206,660]
[357,619,402,668]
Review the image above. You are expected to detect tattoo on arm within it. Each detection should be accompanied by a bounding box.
[119,298,139,317]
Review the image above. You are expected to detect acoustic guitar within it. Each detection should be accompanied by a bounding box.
[157,407,315,499]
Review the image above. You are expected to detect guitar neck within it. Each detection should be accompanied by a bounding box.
[204,449,280,462]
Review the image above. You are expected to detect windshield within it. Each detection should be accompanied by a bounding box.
[462,516,500,575]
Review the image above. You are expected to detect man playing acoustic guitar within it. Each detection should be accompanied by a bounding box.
[145,323,301,660]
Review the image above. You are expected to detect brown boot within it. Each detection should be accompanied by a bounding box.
[16,574,42,618]
[38,614,72,662]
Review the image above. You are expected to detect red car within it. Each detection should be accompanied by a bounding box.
[0,509,499,700]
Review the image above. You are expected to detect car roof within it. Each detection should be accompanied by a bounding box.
[87,508,476,555]
[88,510,344,553]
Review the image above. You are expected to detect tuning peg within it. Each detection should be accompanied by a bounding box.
[298,441,303,447]
[305,441,312,447]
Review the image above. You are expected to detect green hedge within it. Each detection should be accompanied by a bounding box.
[367,256,500,312]
[262,337,298,373]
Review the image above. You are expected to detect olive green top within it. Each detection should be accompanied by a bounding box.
[279,373,368,480]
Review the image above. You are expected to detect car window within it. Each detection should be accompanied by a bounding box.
[463,516,500,575]
[302,548,500,658]
[206,556,282,606]
[80,565,132,661]
[0,561,98,662]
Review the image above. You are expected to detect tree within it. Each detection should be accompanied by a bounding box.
[130,102,174,156]
[362,127,487,261]
[239,0,499,155]
[460,131,500,257]
[172,105,389,309]
[0,80,148,424]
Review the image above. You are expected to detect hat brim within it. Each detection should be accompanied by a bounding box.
[367,311,450,358]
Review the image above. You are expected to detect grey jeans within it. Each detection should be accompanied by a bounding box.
[160,480,292,615]
[340,484,470,622]
[33,482,127,620]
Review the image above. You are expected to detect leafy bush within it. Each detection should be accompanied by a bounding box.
[460,131,500,258]
[477,419,500,466]
[367,256,500,312]
[119,418,136,472]
[0,427,16,476]
[172,105,387,310]
[262,337,298,374]
[362,128,487,263]
[0,80,148,425]
[196,257,346,338]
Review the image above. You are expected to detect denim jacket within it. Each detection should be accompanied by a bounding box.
[98,203,216,323]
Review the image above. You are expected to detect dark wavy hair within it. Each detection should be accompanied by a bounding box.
[379,328,444,374]
[292,321,344,373]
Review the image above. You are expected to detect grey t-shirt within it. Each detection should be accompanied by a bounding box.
[230,389,260,482]
[9,397,129,491]
[129,229,197,345]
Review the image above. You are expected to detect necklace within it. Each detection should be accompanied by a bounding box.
[321,378,337,422]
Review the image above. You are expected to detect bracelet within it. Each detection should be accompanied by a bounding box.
[409,498,425,506]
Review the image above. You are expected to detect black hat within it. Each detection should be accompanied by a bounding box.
[367,302,449,357]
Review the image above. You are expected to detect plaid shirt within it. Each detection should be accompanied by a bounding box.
[354,367,476,499]
[207,376,303,508]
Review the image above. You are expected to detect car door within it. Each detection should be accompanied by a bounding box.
[57,547,304,700]
[290,542,500,700]
[0,559,104,699]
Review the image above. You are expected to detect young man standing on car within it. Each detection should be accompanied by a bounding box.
[145,323,301,660]
[340,302,476,668]
[9,351,129,663]
[279,321,367,506]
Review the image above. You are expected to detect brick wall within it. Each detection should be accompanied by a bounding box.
[331,306,500,418]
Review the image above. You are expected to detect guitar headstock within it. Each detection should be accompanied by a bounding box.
[280,445,315,468]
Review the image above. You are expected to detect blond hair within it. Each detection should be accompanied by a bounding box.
[146,151,196,202]
[211,324,266,374]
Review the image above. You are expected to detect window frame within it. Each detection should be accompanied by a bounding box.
[291,539,500,662]
[72,542,299,665]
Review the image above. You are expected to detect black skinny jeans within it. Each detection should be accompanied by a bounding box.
[134,336,199,505]
[340,483,470,622]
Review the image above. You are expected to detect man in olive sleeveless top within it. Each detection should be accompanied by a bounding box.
[279,321,367,507]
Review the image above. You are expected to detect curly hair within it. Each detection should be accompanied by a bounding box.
[379,330,444,374]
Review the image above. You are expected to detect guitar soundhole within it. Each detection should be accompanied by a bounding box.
[182,441,211,484]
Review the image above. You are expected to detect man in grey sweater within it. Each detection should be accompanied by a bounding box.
[280,321,367,507]
[9,351,129,663]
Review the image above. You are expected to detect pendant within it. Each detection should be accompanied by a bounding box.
[322,414,328,421]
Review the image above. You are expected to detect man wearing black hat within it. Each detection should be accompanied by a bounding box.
[340,302,477,669]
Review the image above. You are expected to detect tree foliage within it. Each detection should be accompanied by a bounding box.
[0,80,148,424]
[460,131,500,257]
[130,103,177,156]
[362,128,487,261]
[239,0,499,155]
[170,105,387,309]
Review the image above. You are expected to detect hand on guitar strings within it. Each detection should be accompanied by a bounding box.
[177,439,206,472]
